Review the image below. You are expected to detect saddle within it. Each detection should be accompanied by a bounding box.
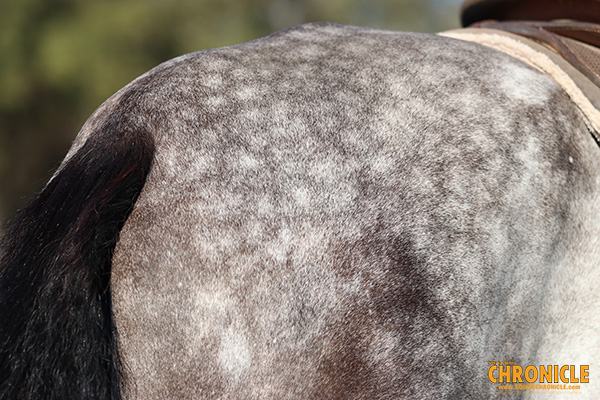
[471,21,600,87]
[462,0,600,87]
[443,0,600,143]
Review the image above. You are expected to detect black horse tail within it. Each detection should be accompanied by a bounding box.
[0,115,155,399]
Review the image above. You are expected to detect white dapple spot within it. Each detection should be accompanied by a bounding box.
[499,62,555,105]
[218,330,251,381]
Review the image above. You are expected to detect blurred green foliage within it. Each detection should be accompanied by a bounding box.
[0,0,461,223]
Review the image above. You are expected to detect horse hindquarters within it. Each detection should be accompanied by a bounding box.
[110,24,600,398]
[2,22,599,399]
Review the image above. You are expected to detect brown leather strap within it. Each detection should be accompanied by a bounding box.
[475,21,600,87]
[461,0,600,27]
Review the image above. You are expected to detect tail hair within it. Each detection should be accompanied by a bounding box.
[0,116,154,399]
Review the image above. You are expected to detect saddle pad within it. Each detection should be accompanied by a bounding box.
[440,28,600,144]
[471,21,600,88]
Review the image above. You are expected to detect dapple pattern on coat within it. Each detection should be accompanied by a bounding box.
[3,23,600,399]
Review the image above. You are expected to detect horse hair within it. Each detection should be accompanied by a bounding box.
[0,113,154,399]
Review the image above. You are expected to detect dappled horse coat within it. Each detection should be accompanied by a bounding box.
[1,22,599,399]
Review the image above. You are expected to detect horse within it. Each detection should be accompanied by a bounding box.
[1,2,599,399]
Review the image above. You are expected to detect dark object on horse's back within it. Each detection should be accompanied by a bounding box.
[461,0,600,27]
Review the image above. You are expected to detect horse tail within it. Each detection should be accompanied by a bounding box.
[0,116,155,399]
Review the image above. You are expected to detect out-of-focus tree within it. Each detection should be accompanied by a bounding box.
[0,0,461,224]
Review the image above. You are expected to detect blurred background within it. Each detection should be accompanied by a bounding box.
[0,0,463,224]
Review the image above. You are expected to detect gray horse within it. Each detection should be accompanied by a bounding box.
[1,9,599,400]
